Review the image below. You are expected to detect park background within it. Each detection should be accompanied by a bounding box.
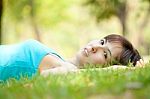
[0,0,150,99]
[0,0,150,59]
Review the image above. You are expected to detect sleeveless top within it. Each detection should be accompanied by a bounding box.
[0,40,64,81]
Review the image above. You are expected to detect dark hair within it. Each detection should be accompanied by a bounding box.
[104,34,141,66]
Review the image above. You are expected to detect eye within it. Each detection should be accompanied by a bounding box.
[100,39,105,45]
[104,51,107,59]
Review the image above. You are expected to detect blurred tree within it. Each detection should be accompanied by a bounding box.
[4,0,72,42]
[136,0,150,54]
[29,0,41,41]
[140,0,150,31]
[6,0,41,41]
[0,0,3,44]
[84,0,128,36]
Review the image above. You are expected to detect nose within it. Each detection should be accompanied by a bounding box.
[91,47,97,53]
[91,44,106,53]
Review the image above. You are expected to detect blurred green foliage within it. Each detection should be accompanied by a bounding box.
[84,0,125,20]
[5,0,73,27]
[84,0,128,36]
[2,0,150,57]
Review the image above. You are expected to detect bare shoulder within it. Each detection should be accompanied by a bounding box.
[39,54,64,72]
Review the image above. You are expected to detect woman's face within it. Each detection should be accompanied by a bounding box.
[76,38,123,67]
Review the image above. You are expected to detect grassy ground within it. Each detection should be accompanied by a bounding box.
[1,62,150,99]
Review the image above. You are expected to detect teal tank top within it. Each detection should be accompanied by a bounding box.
[0,40,64,81]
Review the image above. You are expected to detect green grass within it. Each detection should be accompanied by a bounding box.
[1,63,150,99]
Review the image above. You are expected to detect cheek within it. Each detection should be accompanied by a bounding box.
[89,54,105,65]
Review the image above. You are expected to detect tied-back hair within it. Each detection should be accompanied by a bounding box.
[104,34,141,66]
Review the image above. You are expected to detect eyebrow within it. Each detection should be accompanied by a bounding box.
[107,48,112,57]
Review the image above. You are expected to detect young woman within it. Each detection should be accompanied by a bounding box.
[0,34,143,81]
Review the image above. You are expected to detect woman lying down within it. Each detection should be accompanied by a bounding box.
[0,34,144,81]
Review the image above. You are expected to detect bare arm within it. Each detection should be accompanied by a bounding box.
[40,62,78,77]
[39,54,78,76]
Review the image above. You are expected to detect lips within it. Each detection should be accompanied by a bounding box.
[84,48,89,57]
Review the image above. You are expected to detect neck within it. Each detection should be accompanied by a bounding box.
[67,57,80,68]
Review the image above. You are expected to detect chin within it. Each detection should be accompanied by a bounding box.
[76,54,85,67]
